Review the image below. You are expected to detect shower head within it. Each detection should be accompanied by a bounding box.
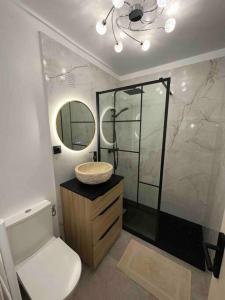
[111,107,129,118]
[124,88,144,95]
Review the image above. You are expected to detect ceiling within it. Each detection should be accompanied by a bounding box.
[19,0,225,76]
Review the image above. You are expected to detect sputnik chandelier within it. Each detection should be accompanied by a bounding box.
[96,0,177,53]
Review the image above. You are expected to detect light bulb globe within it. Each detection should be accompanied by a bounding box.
[141,40,151,51]
[157,0,168,8]
[165,18,176,33]
[96,21,107,35]
[112,0,124,9]
[114,42,123,53]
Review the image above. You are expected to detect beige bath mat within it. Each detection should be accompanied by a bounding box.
[117,239,191,300]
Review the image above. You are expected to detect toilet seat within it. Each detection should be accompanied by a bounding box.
[16,237,82,300]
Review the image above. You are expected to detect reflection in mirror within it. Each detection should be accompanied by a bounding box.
[101,107,115,145]
[56,101,95,151]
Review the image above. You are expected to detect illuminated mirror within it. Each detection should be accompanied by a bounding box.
[56,101,95,150]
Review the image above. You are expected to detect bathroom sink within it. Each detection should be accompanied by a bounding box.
[75,162,113,185]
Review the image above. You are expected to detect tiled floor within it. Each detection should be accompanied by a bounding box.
[72,230,211,300]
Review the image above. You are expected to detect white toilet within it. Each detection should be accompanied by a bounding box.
[4,200,82,300]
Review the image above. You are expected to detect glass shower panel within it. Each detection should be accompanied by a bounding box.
[115,151,139,202]
[138,83,166,208]
[115,122,140,152]
[101,122,114,145]
[99,91,114,121]
[100,121,139,152]
[114,90,141,121]
[98,87,142,203]
[100,148,114,166]
[138,183,159,209]
[99,91,115,150]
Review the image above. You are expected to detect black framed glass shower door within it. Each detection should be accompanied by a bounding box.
[96,78,170,241]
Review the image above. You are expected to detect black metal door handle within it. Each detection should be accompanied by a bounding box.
[203,232,225,278]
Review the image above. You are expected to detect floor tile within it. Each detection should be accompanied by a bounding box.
[72,230,210,300]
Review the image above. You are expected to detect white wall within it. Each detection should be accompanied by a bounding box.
[0,0,118,235]
[0,0,57,225]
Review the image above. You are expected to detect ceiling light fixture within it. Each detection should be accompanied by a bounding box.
[96,20,107,35]
[112,0,125,9]
[165,17,176,33]
[157,0,168,8]
[96,0,177,53]
[114,41,123,53]
[141,40,151,51]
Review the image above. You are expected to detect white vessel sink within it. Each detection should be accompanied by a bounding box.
[75,162,113,185]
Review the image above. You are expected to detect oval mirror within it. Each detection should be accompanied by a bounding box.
[56,101,95,150]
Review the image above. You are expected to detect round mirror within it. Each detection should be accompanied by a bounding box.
[56,101,95,150]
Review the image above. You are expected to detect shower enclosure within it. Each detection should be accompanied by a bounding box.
[97,78,170,242]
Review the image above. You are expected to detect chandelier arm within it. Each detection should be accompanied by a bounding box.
[129,21,131,30]
[115,16,129,31]
[116,19,154,32]
[140,20,153,25]
[141,16,155,25]
[116,19,142,45]
[104,6,114,23]
[111,8,118,44]
[127,27,156,32]
[117,22,161,32]
[141,19,154,24]
[157,8,164,17]
[143,3,158,14]
[117,13,129,18]
[116,15,131,31]
[122,29,142,44]
[124,1,131,6]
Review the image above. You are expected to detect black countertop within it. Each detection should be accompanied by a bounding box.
[60,174,123,201]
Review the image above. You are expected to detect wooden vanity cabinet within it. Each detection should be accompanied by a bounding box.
[61,179,123,268]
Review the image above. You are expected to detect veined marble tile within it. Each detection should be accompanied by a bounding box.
[120,57,225,228]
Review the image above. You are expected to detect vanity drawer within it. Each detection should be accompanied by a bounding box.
[89,182,123,220]
[93,215,122,268]
[92,195,122,245]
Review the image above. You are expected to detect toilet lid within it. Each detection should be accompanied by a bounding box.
[16,237,82,300]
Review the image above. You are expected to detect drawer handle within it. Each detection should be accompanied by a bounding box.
[98,196,120,216]
[99,216,120,241]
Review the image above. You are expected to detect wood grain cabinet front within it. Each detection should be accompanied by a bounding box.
[61,181,123,268]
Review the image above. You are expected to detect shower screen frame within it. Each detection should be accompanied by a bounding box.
[96,77,171,211]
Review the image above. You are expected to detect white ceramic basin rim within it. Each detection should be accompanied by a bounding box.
[75,162,113,185]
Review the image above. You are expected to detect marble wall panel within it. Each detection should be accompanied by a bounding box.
[121,58,225,227]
